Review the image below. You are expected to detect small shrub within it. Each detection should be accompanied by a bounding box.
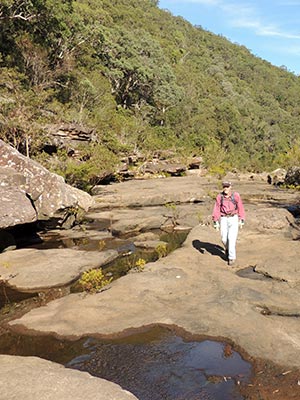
[1,304,11,314]
[164,202,179,226]
[98,240,106,250]
[283,184,300,191]
[79,268,112,293]
[77,238,89,246]
[208,165,226,178]
[206,189,218,200]
[197,211,204,224]
[155,243,168,258]
[134,258,146,272]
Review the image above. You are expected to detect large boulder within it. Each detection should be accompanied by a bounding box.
[0,140,94,225]
[267,168,287,185]
[285,166,300,186]
[0,167,37,229]
[139,160,186,176]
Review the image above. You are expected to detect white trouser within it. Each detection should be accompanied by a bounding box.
[220,214,239,260]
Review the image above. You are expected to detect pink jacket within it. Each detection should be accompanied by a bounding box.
[212,192,245,222]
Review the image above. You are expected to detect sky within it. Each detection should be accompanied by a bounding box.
[158,0,300,75]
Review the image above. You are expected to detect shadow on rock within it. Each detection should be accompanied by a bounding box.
[192,239,226,260]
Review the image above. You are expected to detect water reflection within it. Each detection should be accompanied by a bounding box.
[0,326,251,399]
[67,328,251,400]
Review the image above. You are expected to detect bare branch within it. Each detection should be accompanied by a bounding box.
[0,2,37,21]
[9,13,37,21]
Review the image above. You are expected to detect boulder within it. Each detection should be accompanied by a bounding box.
[140,161,186,176]
[0,140,94,224]
[90,169,115,185]
[285,166,300,186]
[267,168,287,186]
[241,172,270,182]
[187,156,203,169]
[0,166,37,228]
[43,123,96,150]
[0,185,37,229]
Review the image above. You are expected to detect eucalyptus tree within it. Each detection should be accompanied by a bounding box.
[92,26,183,121]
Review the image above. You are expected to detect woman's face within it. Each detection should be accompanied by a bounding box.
[223,185,231,195]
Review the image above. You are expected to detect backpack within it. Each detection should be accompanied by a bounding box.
[220,192,237,209]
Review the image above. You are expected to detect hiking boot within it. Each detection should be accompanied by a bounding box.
[228,259,235,266]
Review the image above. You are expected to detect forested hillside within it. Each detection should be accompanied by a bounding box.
[1,0,300,188]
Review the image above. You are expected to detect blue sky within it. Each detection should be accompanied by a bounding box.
[158,0,300,75]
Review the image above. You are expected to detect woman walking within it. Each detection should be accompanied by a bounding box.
[212,181,245,266]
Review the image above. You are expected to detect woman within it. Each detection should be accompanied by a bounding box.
[212,181,245,266]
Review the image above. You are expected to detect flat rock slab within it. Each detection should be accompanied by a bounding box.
[88,177,299,236]
[133,240,168,250]
[92,176,299,209]
[86,203,209,236]
[247,206,293,232]
[0,248,118,291]
[92,175,213,207]
[0,355,137,400]
[47,228,113,241]
[223,230,300,286]
[10,224,300,368]
[254,239,300,284]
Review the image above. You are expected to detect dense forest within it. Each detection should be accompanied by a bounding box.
[1,0,300,189]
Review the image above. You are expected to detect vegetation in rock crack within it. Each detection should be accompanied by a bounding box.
[155,243,168,259]
[164,203,179,227]
[98,240,106,251]
[134,258,146,272]
[79,269,112,293]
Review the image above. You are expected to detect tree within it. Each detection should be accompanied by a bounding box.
[93,26,183,119]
